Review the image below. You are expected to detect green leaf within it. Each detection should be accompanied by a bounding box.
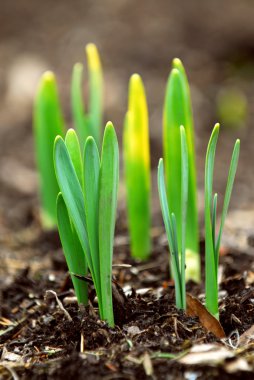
[164,61,199,273]
[157,159,182,309]
[86,43,103,147]
[180,125,188,309]
[71,63,90,147]
[123,74,151,260]
[54,136,97,289]
[212,193,218,250]
[65,129,83,188]
[215,140,240,262]
[33,71,65,228]
[99,122,119,326]
[57,193,88,305]
[83,137,101,310]
[170,212,181,285]
[205,124,220,318]
[157,159,174,254]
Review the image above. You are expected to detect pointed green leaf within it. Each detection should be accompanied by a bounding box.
[123,74,151,260]
[215,140,240,262]
[65,129,83,188]
[86,43,103,147]
[164,61,199,263]
[205,124,220,317]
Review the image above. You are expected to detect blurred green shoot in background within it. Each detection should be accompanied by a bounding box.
[33,71,65,229]
[123,74,151,260]
[71,43,103,149]
[163,58,199,282]
[33,43,103,229]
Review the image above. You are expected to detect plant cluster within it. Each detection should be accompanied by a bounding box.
[33,44,240,326]
[55,123,118,327]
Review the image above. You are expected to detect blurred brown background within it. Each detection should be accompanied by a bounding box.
[0,0,253,253]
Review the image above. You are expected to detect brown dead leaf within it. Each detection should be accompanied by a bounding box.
[186,293,226,339]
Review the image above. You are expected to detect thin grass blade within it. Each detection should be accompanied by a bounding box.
[157,159,182,308]
[205,124,220,318]
[212,193,218,250]
[215,140,240,262]
[170,213,181,287]
[180,125,188,309]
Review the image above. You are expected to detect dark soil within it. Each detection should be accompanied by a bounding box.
[0,222,254,379]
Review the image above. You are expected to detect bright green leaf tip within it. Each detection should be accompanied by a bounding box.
[172,58,183,69]
[41,70,55,83]
[54,135,64,147]
[171,68,180,77]
[74,62,83,71]
[129,73,145,98]
[105,120,115,132]
[36,71,57,98]
[85,135,95,145]
[130,73,142,84]
[65,128,76,139]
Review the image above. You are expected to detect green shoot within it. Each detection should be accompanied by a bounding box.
[123,74,151,260]
[205,124,240,318]
[71,43,103,148]
[71,63,90,148]
[33,71,65,229]
[87,43,103,147]
[57,193,88,305]
[54,122,119,326]
[163,59,199,282]
[158,126,188,309]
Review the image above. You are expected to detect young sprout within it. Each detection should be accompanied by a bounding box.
[54,122,119,326]
[57,129,88,305]
[71,43,103,148]
[123,74,151,260]
[163,59,199,282]
[205,124,240,318]
[33,71,65,229]
[158,126,188,309]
